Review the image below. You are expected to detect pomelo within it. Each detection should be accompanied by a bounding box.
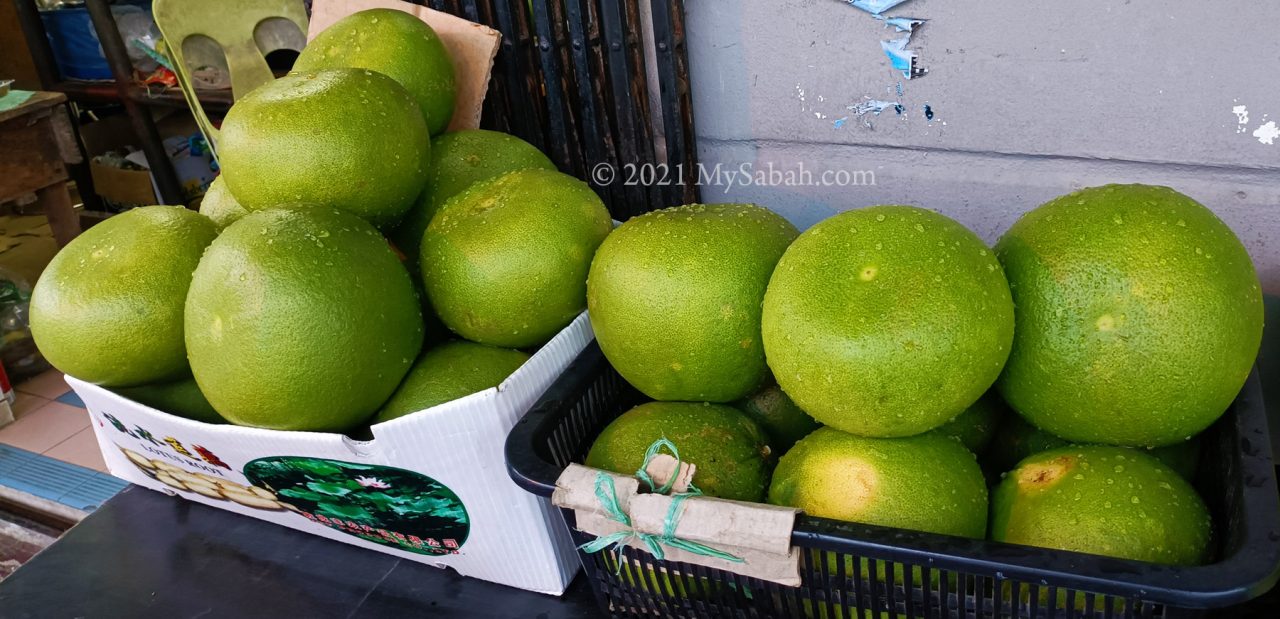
[768,428,988,539]
[932,390,1005,455]
[219,68,430,228]
[30,206,217,386]
[588,203,798,402]
[995,184,1263,447]
[761,206,1015,437]
[375,340,530,423]
[198,176,248,231]
[388,130,555,272]
[990,446,1211,565]
[735,383,820,453]
[421,169,612,347]
[295,8,456,136]
[985,414,1201,480]
[116,377,223,424]
[585,402,773,502]
[185,207,423,431]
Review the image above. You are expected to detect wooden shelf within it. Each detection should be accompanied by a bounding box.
[51,80,233,114]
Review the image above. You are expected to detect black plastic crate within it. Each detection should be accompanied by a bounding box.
[506,342,1280,618]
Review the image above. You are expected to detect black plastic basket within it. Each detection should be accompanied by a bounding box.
[506,342,1280,618]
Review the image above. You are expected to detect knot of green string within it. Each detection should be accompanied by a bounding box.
[578,438,744,571]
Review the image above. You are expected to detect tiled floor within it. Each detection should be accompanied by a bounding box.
[0,369,103,473]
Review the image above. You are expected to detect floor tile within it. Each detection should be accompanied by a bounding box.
[14,370,69,400]
[11,393,51,420]
[0,401,90,454]
[43,428,106,473]
[55,390,85,408]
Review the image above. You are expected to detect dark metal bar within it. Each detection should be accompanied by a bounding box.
[563,0,613,206]
[530,0,582,175]
[650,0,699,206]
[457,0,481,23]
[11,0,62,89]
[620,0,657,209]
[597,0,646,218]
[490,0,546,149]
[84,0,184,205]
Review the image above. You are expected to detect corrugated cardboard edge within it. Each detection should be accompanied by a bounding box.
[308,0,500,132]
[69,312,594,596]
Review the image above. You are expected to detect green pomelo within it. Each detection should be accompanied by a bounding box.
[185,207,423,431]
[198,176,249,231]
[585,402,774,502]
[389,130,555,272]
[995,184,1263,447]
[735,383,821,453]
[375,340,530,423]
[588,203,799,402]
[931,390,1006,455]
[762,206,1015,437]
[768,428,988,539]
[296,8,456,136]
[991,446,1211,565]
[30,206,217,386]
[116,376,224,424]
[219,68,430,228]
[985,414,1201,480]
[421,169,612,347]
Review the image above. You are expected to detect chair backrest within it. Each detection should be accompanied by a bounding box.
[152,0,308,155]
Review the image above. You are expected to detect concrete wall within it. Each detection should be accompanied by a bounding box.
[683,0,1280,292]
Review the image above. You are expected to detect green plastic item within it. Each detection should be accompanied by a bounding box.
[152,0,309,155]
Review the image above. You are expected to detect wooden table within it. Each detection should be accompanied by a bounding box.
[0,90,83,247]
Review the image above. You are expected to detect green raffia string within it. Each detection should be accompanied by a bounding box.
[577,438,744,573]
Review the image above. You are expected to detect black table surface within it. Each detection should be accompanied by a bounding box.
[0,486,601,618]
[2,485,1277,618]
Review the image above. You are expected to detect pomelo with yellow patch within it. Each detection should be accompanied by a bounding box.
[768,427,988,538]
[991,445,1211,565]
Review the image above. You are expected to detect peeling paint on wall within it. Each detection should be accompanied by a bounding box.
[881,36,926,79]
[1254,121,1279,145]
[847,0,915,16]
[877,15,925,32]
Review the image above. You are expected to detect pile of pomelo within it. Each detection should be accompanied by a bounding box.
[30,9,610,433]
[22,6,1265,573]
[585,185,1262,567]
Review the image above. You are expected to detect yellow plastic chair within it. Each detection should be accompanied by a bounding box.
[152,0,309,155]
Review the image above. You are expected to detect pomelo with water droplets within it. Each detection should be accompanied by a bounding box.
[295,8,456,136]
[30,206,217,386]
[588,203,798,402]
[995,184,1263,447]
[585,401,774,502]
[762,205,1015,437]
[185,207,423,431]
[991,445,1211,565]
[219,68,429,228]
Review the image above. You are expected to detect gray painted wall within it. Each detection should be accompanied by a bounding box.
[681,0,1280,445]
[683,0,1279,290]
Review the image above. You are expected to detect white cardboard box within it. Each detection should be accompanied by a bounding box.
[68,314,593,595]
